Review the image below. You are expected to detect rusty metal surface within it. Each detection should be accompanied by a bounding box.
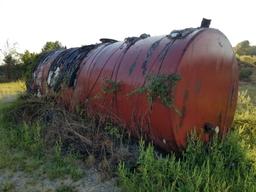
[31,28,238,151]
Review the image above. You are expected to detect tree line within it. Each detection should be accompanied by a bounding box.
[0,41,64,83]
[234,40,256,82]
[234,40,256,56]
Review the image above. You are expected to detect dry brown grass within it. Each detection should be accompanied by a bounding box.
[6,95,139,178]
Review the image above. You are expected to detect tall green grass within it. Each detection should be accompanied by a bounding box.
[118,91,256,192]
[0,101,84,180]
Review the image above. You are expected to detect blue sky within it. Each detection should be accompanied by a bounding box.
[0,0,255,55]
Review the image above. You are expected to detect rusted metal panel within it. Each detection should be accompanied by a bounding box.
[31,27,238,152]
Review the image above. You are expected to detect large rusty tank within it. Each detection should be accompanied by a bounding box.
[31,24,238,151]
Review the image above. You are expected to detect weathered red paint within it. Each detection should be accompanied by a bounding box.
[31,28,238,151]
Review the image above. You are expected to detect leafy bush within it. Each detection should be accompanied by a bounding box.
[240,67,253,81]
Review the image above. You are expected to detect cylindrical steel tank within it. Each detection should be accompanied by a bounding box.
[31,27,238,151]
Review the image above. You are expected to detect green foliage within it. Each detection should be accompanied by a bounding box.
[0,102,43,156]
[234,91,256,149]
[102,79,121,94]
[235,40,250,55]
[235,40,256,56]
[1,83,256,191]
[2,54,21,81]
[20,50,38,83]
[0,41,22,82]
[118,90,256,192]
[44,144,84,180]
[0,100,84,180]
[1,41,64,83]
[3,54,19,66]
[130,74,181,108]
[118,134,256,192]
[237,54,256,83]
[0,102,43,171]
[239,83,256,105]
[0,41,63,82]
[41,41,63,53]
[105,122,122,139]
[240,67,253,81]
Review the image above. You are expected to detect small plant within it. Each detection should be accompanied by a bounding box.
[130,74,181,108]
[20,123,43,157]
[102,79,121,94]
[44,141,84,180]
[105,122,122,139]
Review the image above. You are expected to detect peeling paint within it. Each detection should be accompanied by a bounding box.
[167,28,196,39]
[142,38,163,75]
[30,27,238,152]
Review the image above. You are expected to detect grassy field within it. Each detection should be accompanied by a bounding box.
[0,81,255,191]
[0,81,26,96]
[0,81,26,100]
[0,81,26,111]
[239,82,256,105]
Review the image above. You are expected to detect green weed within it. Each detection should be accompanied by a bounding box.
[44,141,84,180]
[129,74,181,109]
[118,90,256,192]
[118,134,256,192]
[0,99,84,180]
[239,83,256,105]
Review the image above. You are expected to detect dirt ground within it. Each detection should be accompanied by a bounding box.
[0,168,120,192]
[0,95,18,103]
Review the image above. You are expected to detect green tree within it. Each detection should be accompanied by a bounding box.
[0,40,21,81]
[41,41,63,53]
[20,50,38,81]
[3,54,19,80]
[235,40,256,56]
[235,40,250,55]
[21,50,37,66]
